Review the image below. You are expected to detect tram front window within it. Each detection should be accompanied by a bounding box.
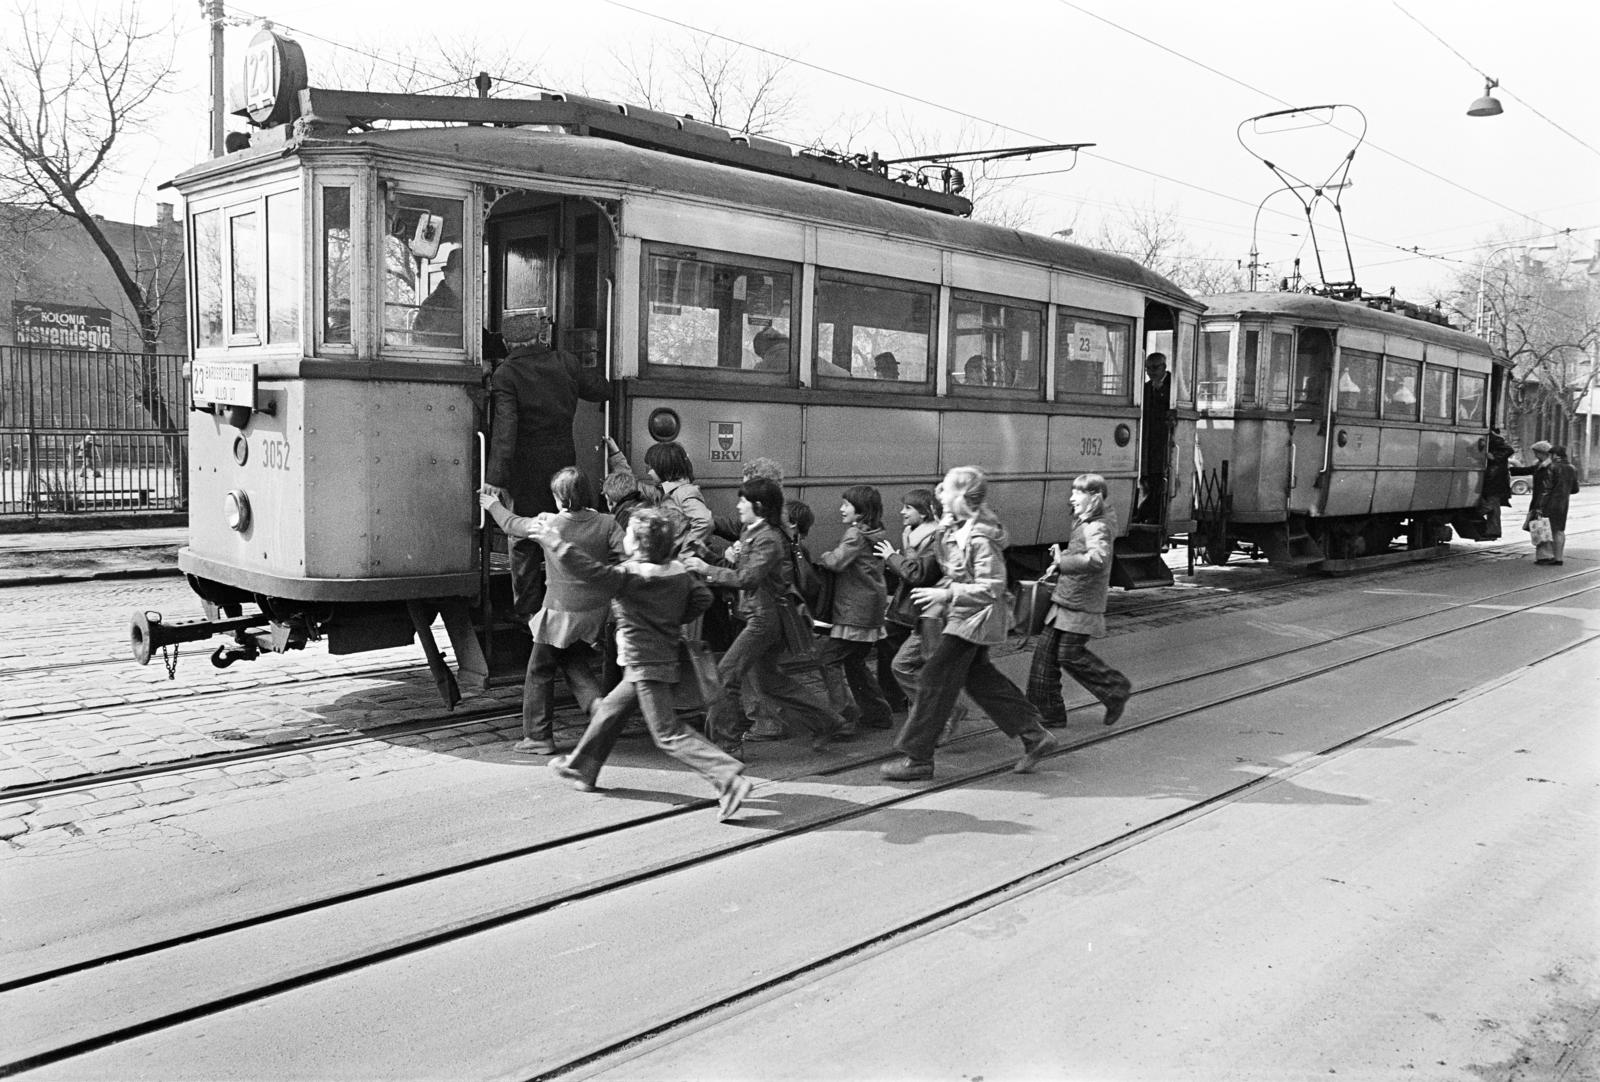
[381,190,466,350]
[1197,328,1231,408]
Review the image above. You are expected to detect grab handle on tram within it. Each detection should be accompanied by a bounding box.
[477,431,487,529]
[602,277,615,444]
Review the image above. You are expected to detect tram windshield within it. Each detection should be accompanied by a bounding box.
[381,188,466,350]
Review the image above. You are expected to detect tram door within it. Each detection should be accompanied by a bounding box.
[486,197,614,491]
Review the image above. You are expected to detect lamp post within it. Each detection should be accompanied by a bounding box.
[1248,181,1352,291]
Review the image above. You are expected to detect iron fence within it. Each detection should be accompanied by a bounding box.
[0,345,188,517]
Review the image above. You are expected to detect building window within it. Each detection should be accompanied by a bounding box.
[814,271,934,388]
[1055,311,1132,400]
[644,248,796,374]
[949,293,1042,395]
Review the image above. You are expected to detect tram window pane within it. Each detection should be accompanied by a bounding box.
[322,188,352,344]
[1338,349,1379,414]
[1382,358,1420,420]
[1294,329,1332,411]
[1238,329,1259,406]
[381,191,466,350]
[645,252,794,371]
[949,294,1041,394]
[815,273,933,386]
[266,192,299,345]
[194,210,224,348]
[1197,329,1231,408]
[1175,321,1195,406]
[1422,366,1455,422]
[1457,372,1487,426]
[1261,331,1293,409]
[1055,313,1130,399]
[504,233,552,315]
[229,212,259,338]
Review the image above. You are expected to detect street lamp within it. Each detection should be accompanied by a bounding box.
[1248,181,1352,291]
[1467,78,1504,118]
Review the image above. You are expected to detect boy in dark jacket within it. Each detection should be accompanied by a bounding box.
[534,508,752,821]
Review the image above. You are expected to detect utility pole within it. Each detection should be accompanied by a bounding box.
[202,0,226,158]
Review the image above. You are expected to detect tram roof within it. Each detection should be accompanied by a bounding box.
[178,126,1198,311]
[1199,291,1498,359]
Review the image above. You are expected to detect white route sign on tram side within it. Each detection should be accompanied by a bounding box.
[191,359,258,409]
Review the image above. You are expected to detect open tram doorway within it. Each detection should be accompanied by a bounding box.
[1139,302,1177,529]
[483,190,617,486]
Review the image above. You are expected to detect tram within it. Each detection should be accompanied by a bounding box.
[1186,291,1504,568]
[129,71,1204,698]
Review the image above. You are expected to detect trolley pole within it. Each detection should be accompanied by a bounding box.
[202,0,226,158]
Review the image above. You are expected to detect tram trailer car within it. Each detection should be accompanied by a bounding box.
[1187,292,1505,569]
[130,86,1203,698]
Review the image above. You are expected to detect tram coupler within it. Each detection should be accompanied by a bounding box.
[130,610,271,666]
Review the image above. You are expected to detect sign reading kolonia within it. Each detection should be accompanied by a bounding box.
[12,301,115,351]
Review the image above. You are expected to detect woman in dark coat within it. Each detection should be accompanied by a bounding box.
[1541,446,1581,565]
[1509,439,1572,564]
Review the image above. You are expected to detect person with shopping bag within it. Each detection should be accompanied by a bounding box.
[1510,440,1561,564]
[880,466,1058,781]
[1025,473,1133,728]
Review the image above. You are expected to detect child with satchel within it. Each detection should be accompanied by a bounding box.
[526,507,753,822]
[1025,473,1133,727]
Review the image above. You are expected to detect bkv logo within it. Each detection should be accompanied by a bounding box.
[709,421,742,462]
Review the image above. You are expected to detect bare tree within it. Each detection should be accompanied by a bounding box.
[1077,201,1247,295]
[312,32,550,99]
[0,1,187,497]
[1452,243,1600,468]
[607,34,797,136]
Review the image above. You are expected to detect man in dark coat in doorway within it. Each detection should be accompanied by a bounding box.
[486,311,611,616]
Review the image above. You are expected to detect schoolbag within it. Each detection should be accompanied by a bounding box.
[785,532,835,624]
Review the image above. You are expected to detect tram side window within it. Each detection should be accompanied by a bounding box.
[194,210,224,348]
[1197,329,1231,408]
[1055,312,1131,399]
[322,187,352,345]
[949,294,1042,395]
[1237,329,1260,406]
[645,250,795,373]
[1337,349,1379,415]
[1457,372,1487,426]
[814,271,934,386]
[266,191,300,345]
[1382,358,1420,421]
[1422,366,1455,422]
[381,191,466,350]
[1261,331,1293,409]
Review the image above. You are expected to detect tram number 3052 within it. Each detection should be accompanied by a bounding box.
[259,437,292,471]
[1081,437,1104,457]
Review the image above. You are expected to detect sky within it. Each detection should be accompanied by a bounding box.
[58,0,1600,306]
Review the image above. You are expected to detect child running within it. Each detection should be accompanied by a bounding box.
[816,484,894,731]
[529,507,753,821]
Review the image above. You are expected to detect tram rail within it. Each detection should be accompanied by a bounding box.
[4,569,1593,1077]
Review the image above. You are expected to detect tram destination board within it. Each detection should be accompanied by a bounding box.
[191,358,257,409]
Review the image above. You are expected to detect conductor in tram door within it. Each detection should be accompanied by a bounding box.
[881,466,1058,781]
[1137,352,1171,522]
[1026,473,1133,728]
[413,247,465,348]
[481,467,623,755]
[486,311,611,617]
[682,478,846,759]
[528,508,753,822]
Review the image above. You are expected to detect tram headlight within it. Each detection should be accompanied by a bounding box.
[224,489,252,532]
[1113,424,1132,447]
[647,408,681,442]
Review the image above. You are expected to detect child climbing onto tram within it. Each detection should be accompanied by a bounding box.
[527,507,753,822]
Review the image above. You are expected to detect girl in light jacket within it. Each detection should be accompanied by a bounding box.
[881,466,1057,781]
[817,485,894,732]
[1025,473,1133,727]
